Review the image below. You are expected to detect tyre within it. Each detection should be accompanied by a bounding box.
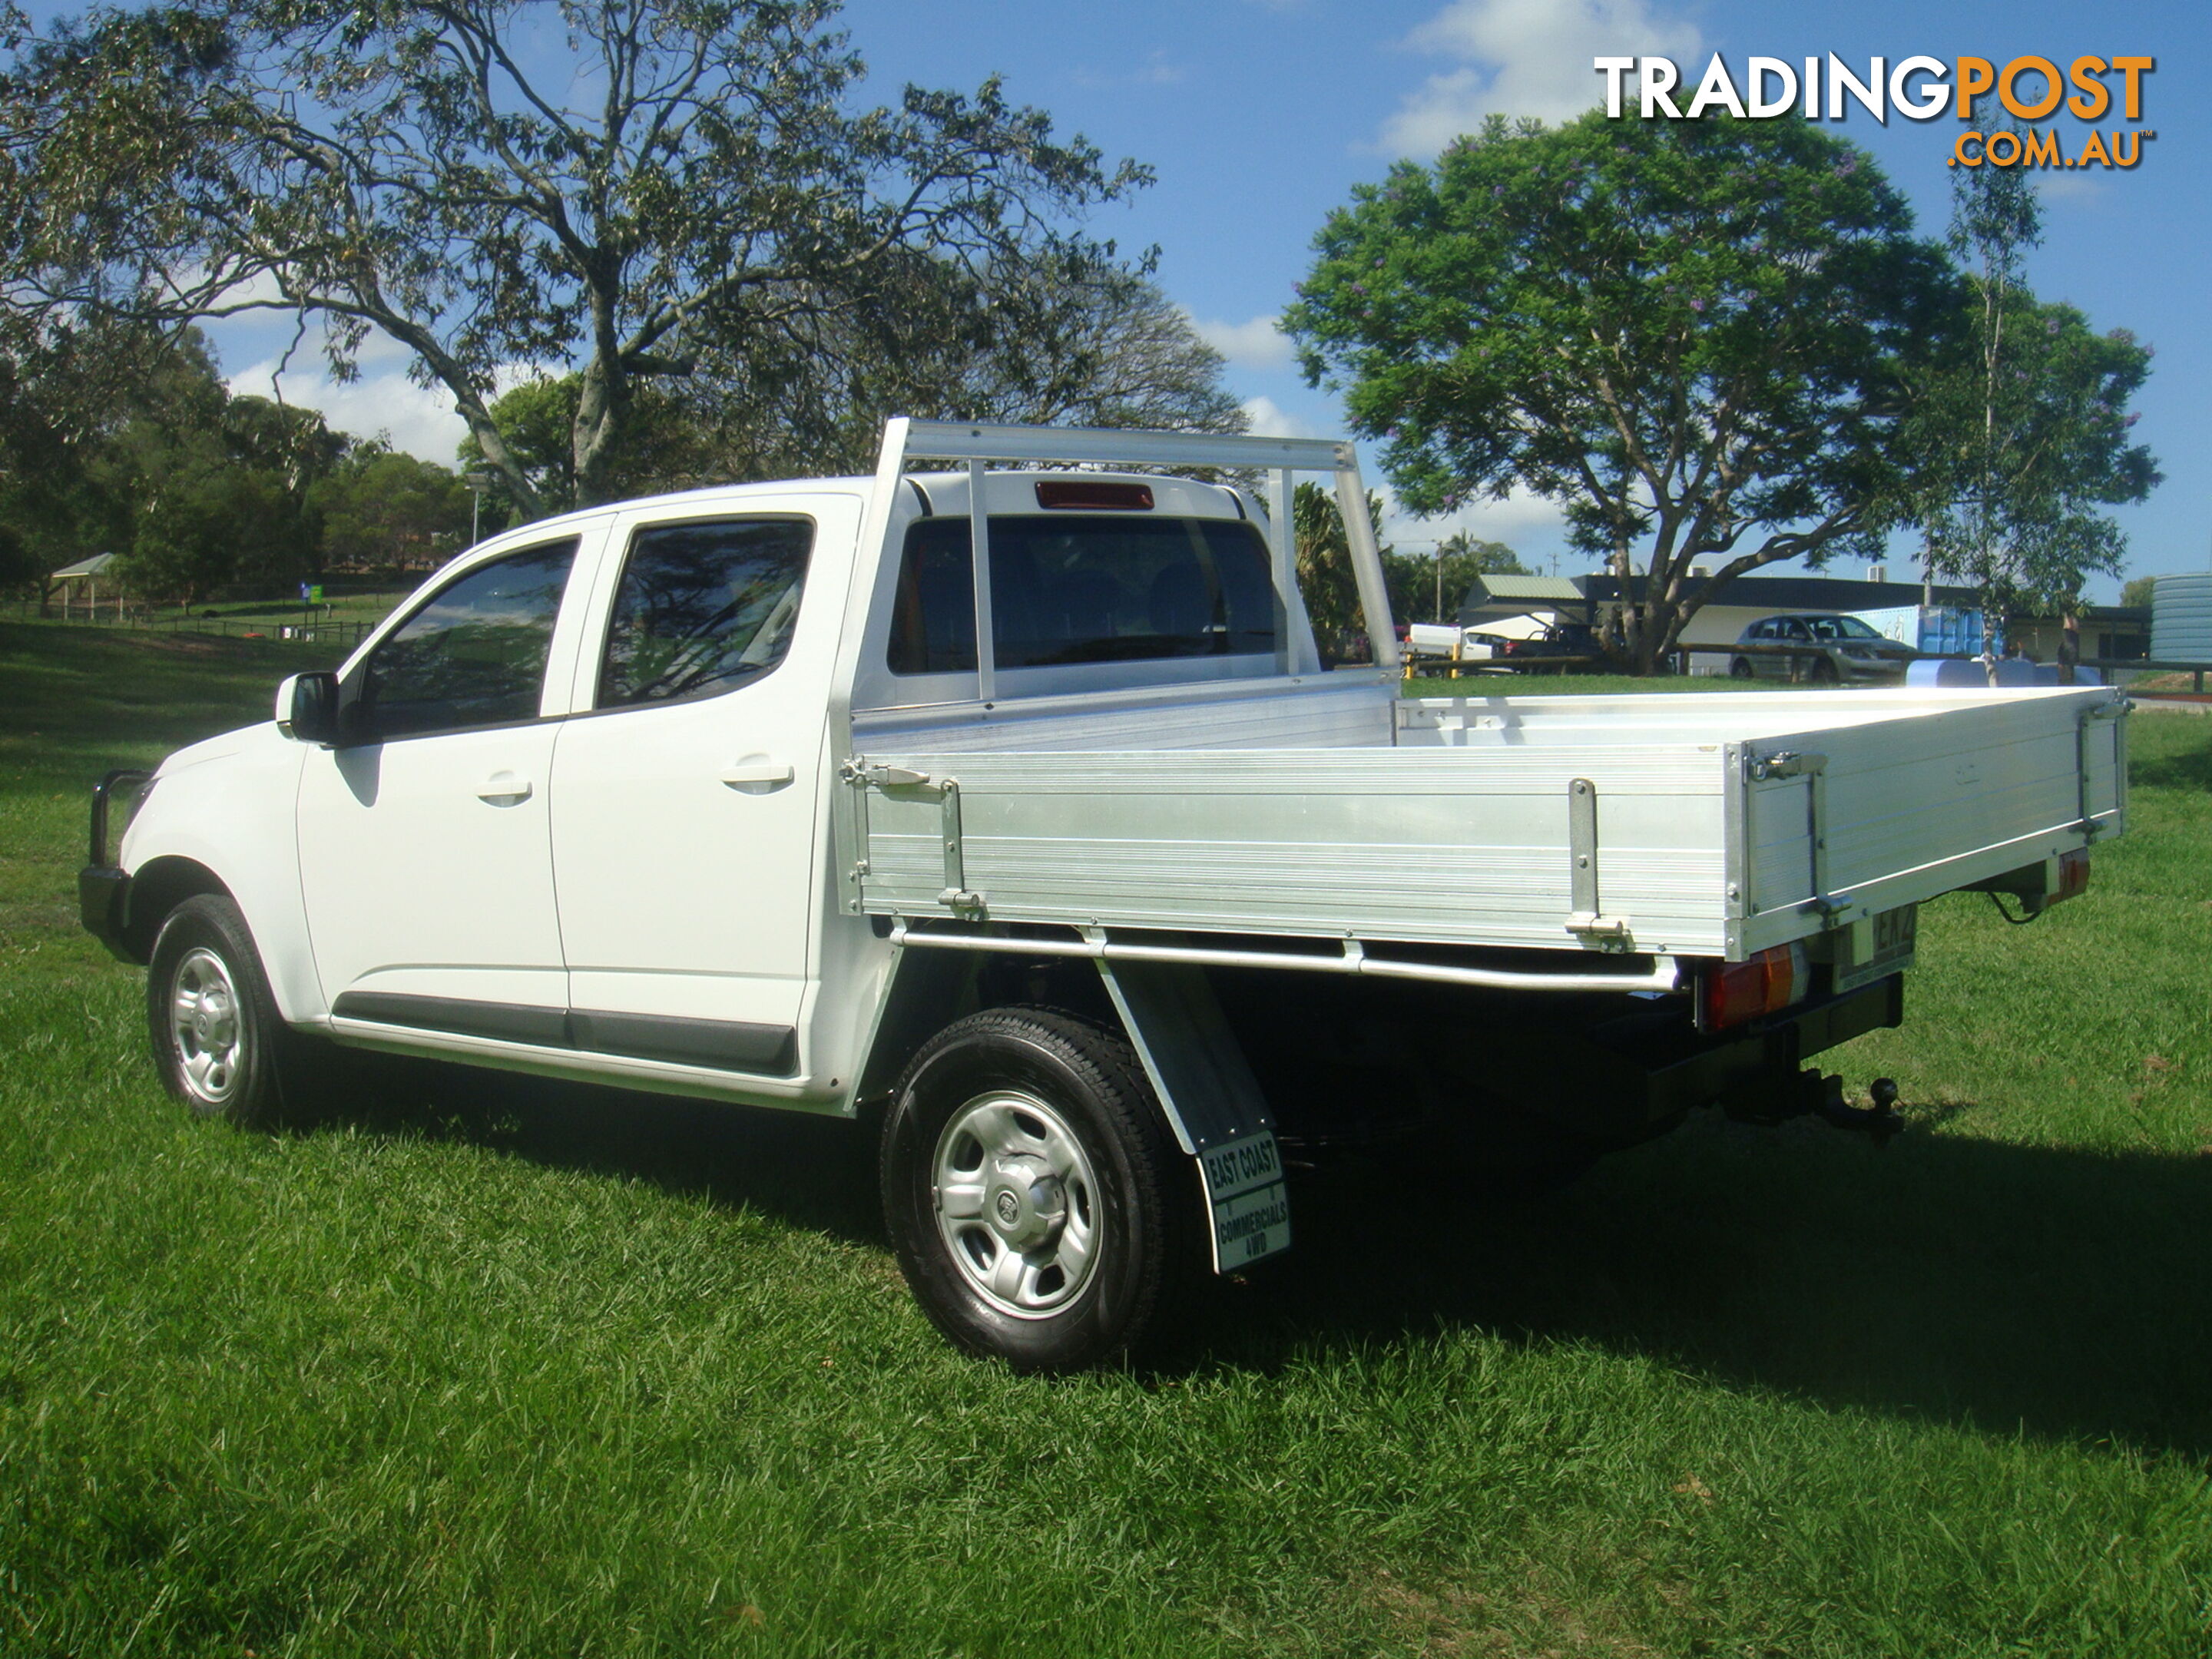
[880,1008,1195,1372]
[147,893,310,1127]
[1729,657,1754,680]
[1808,656,1839,685]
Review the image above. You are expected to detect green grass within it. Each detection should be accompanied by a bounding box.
[3,622,2209,1656]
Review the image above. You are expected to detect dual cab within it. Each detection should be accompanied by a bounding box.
[83,422,2124,1369]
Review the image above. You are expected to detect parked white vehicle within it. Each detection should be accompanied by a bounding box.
[81,421,2126,1370]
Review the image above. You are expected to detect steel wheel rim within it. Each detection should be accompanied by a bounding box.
[931,1088,1101,1320]
[170,946,245,1106]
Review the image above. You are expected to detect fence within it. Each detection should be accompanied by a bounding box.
[12,604,376,654]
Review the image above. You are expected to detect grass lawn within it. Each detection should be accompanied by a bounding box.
[2,621,2208,1656]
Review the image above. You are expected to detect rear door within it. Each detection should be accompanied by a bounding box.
[547,495,858,1081]
[299,531,601,1036]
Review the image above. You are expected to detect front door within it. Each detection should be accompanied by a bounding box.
[299,535,592,1041]
[548,500,852,1080]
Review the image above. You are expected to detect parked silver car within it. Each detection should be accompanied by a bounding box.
[1729,613,1918,684]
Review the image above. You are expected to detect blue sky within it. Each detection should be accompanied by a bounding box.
[187,0,2205,598]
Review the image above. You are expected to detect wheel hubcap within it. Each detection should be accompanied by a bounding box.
[170,947,245,1106]
[932,1090,1100,1319]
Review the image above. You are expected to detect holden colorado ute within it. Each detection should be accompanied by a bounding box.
[81,421,2124,1370]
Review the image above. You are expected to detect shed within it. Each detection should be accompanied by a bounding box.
[51,552,125,621]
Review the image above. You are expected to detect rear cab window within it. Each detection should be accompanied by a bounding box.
[887,513,1276,676]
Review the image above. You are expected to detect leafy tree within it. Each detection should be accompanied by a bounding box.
[309,448,473,574]
[0,324,237,606]
[0,519,35,595]
[1910,112,2157,646]
[1283,111,1961,673]
[456,374,720,523]
[904,265,1247,438]
[124,455,301,604]
[462,267,1248,509]
[0,0,1147,516]
[1393,530,1527,624]
[2120,575,2158,609]
[1292,481,1392,658]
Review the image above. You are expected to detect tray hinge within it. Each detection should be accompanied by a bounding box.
[2076,700,2127,840]
[839,759,984,916]
[1565,777,1634,951]
[1749,750,1855,929]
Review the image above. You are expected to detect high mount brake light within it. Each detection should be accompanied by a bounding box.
[1699,942,1810,1033]
[1034,479,1153,511]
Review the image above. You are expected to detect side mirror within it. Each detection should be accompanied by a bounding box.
[276,671,339,744]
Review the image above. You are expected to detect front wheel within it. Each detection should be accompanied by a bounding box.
[147,893,306,1127]
[880,1008,1194,1372]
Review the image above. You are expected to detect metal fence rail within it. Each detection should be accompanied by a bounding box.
[12,608,375,652]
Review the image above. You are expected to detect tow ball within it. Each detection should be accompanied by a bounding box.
[1727,1072,1902,1143]
[1806,1073,1903,1144]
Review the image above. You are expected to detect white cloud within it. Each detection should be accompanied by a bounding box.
[1074,51,1187,89]
[1381,0,1701,155]
[1238,396,1320,439]
[2038,171,2107,205]
[1193,313,1295,373]
[227,356,471,462]
[1386,481,1568,546]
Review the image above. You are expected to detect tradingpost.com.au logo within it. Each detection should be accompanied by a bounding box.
[1592,55,2155,171]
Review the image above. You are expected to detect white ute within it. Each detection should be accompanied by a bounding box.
[81,421,2127,1370]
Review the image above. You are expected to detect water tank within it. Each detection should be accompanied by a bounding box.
[2151,574,2212,661]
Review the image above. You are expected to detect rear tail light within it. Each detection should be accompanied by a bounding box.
[1698,942,1810,1032]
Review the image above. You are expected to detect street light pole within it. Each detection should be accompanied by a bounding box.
[463,469,495,546]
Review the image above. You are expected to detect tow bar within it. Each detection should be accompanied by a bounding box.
[1729,1071,1903,1144]
[1805,1073,1903,1144]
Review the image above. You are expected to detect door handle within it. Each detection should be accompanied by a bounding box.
[475,771,533,803]
[720,756,794,791]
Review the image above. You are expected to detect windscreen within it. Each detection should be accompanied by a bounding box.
[887,513,1277,674]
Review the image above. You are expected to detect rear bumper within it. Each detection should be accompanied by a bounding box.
[1548,974,1907,1139]
[1642,974,1904,1120]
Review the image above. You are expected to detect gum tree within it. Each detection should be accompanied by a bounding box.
[0,0,1146,516]
[1912,118,2158,649]
[1284,111,1960,673]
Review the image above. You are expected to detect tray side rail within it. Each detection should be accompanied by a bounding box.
[839,743,1734,960]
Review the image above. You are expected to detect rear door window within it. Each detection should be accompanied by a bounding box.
[597,518,813,707]
[887,515,1276,674]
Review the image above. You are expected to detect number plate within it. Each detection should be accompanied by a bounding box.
[1197,1131,1291,1272]
[1834,903,1918,993]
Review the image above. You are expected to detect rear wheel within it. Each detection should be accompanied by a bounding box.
[1729,657,1755,680]
[147,894,313,1127]
[881,1008,1194,1372]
